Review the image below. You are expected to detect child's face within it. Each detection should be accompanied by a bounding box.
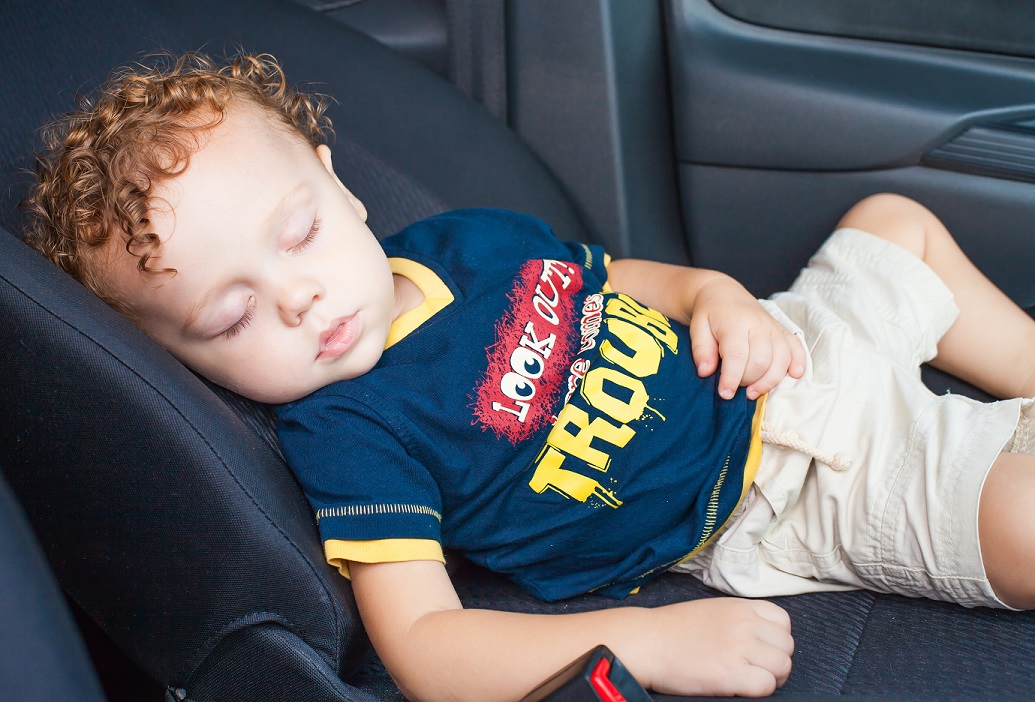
[105,103,398,403]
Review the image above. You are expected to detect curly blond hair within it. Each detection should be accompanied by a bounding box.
[23,51,333,317]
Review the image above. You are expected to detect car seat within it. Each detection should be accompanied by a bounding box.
[0,466,107,701]
[2,1,1035,701]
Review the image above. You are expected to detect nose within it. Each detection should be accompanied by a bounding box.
[278,277,323,326]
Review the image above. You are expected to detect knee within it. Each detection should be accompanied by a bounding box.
[980,453,1035,609]
[986,557,1035,609]
[982,535,1035,610]
[983,527,1035,609]
[836,193,935,258]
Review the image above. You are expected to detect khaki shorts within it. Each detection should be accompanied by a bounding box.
[673,228,1035,609]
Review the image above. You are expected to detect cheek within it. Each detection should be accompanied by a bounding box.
[208,353,304,403]
[225,336,323,397]
[338,231,390,277]
[172,338,267,391]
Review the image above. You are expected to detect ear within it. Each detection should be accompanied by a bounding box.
[316,144,368,222]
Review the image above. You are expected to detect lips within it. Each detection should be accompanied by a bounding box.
[317,316,357,360]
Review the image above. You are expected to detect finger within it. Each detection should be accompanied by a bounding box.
[744,613,794,685]
[747,623,795,683]
[739,328,775,389]
[745,334,790,399]
[689,314,719,378]
[787,330,807,378]
[728,663,781,698]
[695,658,775,699]
[745,644,793,690]
[752,600,793,630]
[716,332,750,400]
[754,618,796,660]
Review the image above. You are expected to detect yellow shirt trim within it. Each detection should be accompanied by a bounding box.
[602,251,613,293]
[385,258,455,349]
[741,393,767,497]
[325,538,445,579]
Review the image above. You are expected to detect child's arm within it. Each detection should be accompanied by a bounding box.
[351,560,793,701]
[607,259,806,400]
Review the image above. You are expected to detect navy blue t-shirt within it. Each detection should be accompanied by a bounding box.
[276,209,762,601]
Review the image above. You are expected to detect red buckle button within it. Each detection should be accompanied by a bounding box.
[589,657,627,702]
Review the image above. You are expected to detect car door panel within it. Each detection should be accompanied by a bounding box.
[710,0,1035,59]
[685,164,1035,305]
[665,0,1035,309]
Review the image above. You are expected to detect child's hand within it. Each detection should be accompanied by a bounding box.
[642,597,794,697]
[605,259,804,399]
[690,276,805,400]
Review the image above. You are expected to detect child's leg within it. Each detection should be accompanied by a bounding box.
[979,451,1035,608]
[837,193,1035,400]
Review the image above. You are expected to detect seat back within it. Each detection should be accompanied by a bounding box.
[0,223,375,695]
[0,466,106,702]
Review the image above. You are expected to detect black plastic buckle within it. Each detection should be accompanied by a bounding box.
[521,645,652,701]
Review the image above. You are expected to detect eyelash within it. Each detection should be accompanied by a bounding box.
[221,217,320,340]
[223,300,254,339]
[289,217,322,253]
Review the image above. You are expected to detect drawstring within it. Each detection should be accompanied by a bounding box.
[760,422,853,472]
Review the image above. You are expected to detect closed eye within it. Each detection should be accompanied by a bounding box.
[288,217,322,253]
[223,299,255,339]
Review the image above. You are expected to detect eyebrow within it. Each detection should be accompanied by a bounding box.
[179,181,313,335]
[181,298,206,335]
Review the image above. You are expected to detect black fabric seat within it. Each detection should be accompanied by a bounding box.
[0,467,107,702]
[1,1,1034,700]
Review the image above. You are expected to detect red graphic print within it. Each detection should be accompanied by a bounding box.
[471,259,582,443]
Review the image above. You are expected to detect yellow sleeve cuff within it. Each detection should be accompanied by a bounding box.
[324,538,445,579]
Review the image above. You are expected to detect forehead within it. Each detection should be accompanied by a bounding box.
[157,105,307,215]
[102,104,317,316]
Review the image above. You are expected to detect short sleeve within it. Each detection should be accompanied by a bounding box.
[276,393,445,573]
[560,239,610,292]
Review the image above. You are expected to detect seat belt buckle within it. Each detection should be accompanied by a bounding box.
[520,644,652,702]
